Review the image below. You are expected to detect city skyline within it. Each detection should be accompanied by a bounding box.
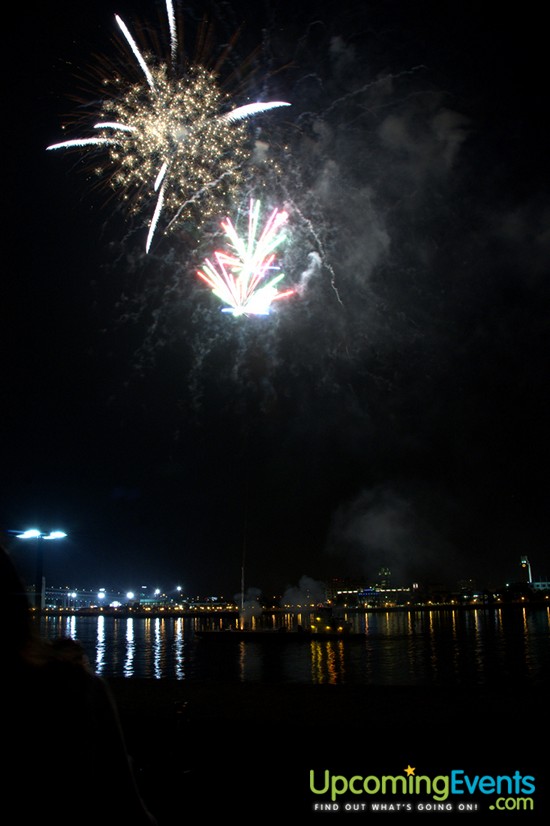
[7,538,547,610]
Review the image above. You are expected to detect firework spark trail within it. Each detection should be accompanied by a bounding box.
[197,199,295,316]
[302,65,428,125]
[166,0,178,67]
[163,170,236,236]
[147,181,166,253]
[46,1,290,251]
[115,14,156,91]
[223,102,290,123]
[94,122,136,134]
[278,64,428,307]
[283,195,343,305]
[46,137,120,150]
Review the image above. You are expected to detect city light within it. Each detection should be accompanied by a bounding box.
[14,527,67,609]
[15,528,67,540]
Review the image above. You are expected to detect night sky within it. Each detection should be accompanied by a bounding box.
[2,0,549,600]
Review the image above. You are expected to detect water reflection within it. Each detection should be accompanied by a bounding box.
[143,619,151,677]
[124,619,134,677]
[96,614,105,672]
[310,640,345,684]
[153,618,162,679]
[37,606,550,686]
[174,618,185,680]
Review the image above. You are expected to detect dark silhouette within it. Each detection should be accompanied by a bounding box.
[1,544,158,824]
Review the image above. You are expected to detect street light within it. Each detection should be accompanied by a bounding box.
[15,528,67,610]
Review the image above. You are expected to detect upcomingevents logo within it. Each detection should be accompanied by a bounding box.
[310,766,536,814]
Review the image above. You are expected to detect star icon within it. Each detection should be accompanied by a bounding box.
[405,765,415,776]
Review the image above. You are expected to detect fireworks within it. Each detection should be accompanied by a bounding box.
[47,1,290,252]
[197,199,296,316]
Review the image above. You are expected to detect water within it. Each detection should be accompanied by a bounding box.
[38,604,550,686]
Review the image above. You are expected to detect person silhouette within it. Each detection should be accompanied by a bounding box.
[1,543,158,825]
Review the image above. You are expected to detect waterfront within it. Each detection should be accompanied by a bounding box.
[33,604,550,822]
[38,603,550,686]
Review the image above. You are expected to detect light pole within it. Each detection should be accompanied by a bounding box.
[520,555,533,585]
[15,529,67,610]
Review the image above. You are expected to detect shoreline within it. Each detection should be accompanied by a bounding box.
[35,599,549,619]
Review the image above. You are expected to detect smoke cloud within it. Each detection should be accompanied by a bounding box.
[326,484,460,586]
[282,575,327,607]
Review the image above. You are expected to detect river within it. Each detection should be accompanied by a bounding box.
[37,603,550,686]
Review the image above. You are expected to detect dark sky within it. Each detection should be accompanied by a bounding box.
[2,0,549,599]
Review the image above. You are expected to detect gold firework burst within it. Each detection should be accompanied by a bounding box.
[47,1,290,252]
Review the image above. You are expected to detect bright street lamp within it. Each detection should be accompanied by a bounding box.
[15,528,67,610]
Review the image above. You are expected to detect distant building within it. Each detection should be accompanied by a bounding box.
[375,567,391,589]
[520,555,532,583]
[326,577,370,603]
[333,585,414,608]
[328,570,420,608]
[519,555,549,592]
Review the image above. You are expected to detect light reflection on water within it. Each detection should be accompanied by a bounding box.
[124,618,134,677]
[38,606,550,686]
